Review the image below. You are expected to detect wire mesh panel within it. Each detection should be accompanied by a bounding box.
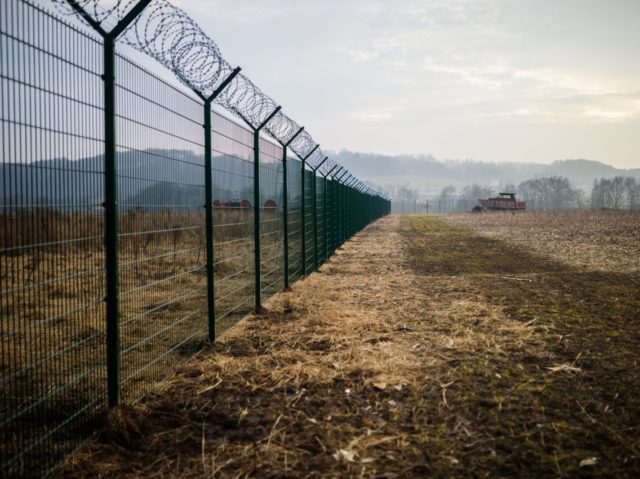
[334,181,343,249]
[340,183,347,246]
[1,1,391,476]
[325,178,334,258]
[258,138,284,300]
[303,169,314,275]
[211,111,254,335]
[0,1,106,475]
[115,54,207,401]
[315,175,325,265]
[287,156,303,282]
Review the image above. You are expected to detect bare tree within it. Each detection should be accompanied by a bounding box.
[626,177,640,210]
[611,176,626,209]
[385,183,419,213]
[437,185,457,213]
[591,176,639,210]
[517,176,578,210]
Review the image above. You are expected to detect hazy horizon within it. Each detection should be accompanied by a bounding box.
[325,148,639,169]
[173,0,640,170]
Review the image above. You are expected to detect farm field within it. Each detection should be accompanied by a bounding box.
[445,210,640,273]
[55,212,640,478]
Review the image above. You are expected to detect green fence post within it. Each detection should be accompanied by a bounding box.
[354,182,360,232]
[65,0,153,408]
[102,35,121,408]
[347,181,352,239]
[342,173,353,242]
[357,182,364,229]
[230,105,281,312]
[302,167,307,274]
[197,68,241,341]
[278,126,305,289]
[347,180,352,238]
[335,176,341,250]
[296,144,319,277]
[322,165,338,262]
[311,173,317,269]
[330,167,343,252]
[331,174,336,248]
[323,174,328,261]
[310,156,328,270]
[338,181,343,244]
[253,106,281,311]
[348,177,357,237]
[336,170,349,246]
[252,129,261,309]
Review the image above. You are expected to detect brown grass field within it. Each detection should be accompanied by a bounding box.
[43,210,640,477]
[1,208,294,475]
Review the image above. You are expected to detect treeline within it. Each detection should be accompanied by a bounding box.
[591,177,640,210]
[517,176,587,210]
[382,184,421,213]
[428,177,586,213]
[416,175,639,213]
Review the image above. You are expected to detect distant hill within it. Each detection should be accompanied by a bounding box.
[2,148,637,208]
[0,149,205,207]
[0,149,270,210]
[328,150,640,195]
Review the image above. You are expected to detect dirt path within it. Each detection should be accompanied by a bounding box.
[58,215,640,478]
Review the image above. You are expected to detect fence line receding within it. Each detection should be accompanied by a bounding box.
[0,0,391,476]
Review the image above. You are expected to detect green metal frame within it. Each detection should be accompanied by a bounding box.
[67,0,154,408]
[337,171,350,245]
[196,68,241,341]
[2,2,392,476]
[252,107,282,311]
[296,144,320,277]
[331,167,344,252]
[310,156,328,270]
[321,164,338,262]
[276,126,305,289]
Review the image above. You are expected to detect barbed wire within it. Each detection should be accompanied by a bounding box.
[54,0,383,196]
[320,159,338,176]
[264,111,302,147]
[54,0,134,25]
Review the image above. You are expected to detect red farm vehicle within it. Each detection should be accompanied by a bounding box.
[474,192,526,212]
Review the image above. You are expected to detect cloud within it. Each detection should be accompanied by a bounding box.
[354,110,395,122]
[174,0,640,167]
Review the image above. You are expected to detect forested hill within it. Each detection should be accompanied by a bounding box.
[2,148,638,206]
[0,149,257,209]
[329,150,640,191]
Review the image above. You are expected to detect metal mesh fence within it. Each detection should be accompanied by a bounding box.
[303,169,314,275]
[325,178,335,257]
[0,1,391,476]
[211,112,255,334]
[258,138,284,301]
[316,175,326,265]
[1,0,107,476]
[286,156,303,283]
[115,53,208,402]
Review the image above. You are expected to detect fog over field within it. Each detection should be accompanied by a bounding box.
[330,149,640,195]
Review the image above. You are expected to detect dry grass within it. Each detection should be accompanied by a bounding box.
[1,208,287,373]
[1,208,291,476]
[54,213,640,477]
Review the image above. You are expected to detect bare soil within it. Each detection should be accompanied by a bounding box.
[444,210,640,273]
[56,213,640,478]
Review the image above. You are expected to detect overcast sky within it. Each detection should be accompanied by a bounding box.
[172,0,639,168]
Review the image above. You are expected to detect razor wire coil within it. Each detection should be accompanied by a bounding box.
[53,0,386,195]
